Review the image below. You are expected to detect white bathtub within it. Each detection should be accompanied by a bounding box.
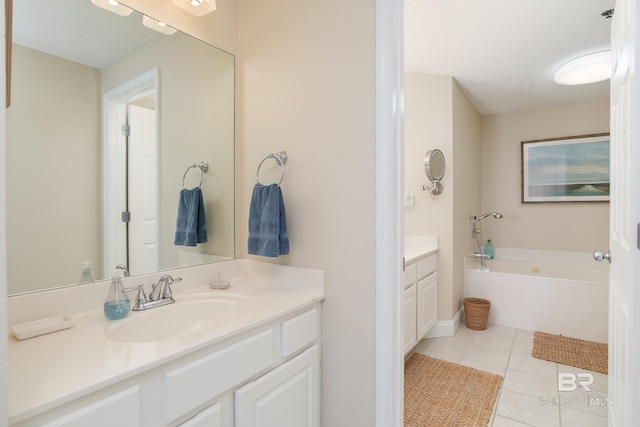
[464,248,609,343]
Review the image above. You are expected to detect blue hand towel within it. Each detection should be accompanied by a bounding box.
[248,183,289,257]
[174,187,207,246]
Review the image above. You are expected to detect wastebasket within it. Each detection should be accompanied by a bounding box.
[463,297,491,331]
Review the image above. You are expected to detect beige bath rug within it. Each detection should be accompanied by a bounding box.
[532,331,608,374]
[404,353,503,426]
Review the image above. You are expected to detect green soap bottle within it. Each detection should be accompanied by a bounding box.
[483,239,495,259]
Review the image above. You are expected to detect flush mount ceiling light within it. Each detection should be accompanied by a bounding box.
[553,50,612,85]
[91,0,133,16]
[172,0,217,16]
[142,15,178,35]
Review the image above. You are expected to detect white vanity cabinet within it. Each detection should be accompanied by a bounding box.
[12,305,321,427]
[403,253,437,356]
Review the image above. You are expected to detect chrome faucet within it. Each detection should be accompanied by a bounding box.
[132,275,182,311]
[150,275,182,301]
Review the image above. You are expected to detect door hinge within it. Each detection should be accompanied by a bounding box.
[121,124,131,136]
[121,211,131,223]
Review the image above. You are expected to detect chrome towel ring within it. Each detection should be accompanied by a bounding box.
[256,150,288,185]
[182,161,209,189]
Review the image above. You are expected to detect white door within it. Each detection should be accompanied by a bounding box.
[127,104,157,275]
[608,0,640,425]
[103,69,158,277]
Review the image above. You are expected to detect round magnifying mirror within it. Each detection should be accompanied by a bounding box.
[424,149,446,182]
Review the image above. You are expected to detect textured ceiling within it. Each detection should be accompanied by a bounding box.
[13,0,157,69]
[404,0,617,115]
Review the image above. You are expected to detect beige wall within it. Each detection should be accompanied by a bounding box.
[452,81,482,315]
[404,73,482,320]
[237,0,377,424]
[404,73,454,320]
[115,1,381,422]
[481,99,610,252]
[7,45,102,293]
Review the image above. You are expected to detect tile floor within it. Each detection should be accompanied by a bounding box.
[410,323,609,427]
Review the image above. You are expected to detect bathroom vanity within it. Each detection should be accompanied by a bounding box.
[7,260,324,426]
[403,236,438,355]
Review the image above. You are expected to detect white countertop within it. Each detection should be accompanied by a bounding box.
[404,247,438,264]
[7,260,324,424]
[404,235,439,264]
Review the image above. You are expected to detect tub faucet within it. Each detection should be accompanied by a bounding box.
[469,212,503,268]
[472,252,491,260]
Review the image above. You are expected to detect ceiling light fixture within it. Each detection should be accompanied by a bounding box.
[142,15,178,35]
[172,0,217,16]
[553,50,612,85]
[91,0,133,16]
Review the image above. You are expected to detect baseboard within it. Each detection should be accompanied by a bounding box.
[425,306,464,338]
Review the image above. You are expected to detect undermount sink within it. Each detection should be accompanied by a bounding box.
[105,296,245,343]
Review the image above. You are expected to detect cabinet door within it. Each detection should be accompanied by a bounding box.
[235,345,319,427]
[403,285,417,355]
[42,386,140,427]
[417,272,437,339]
[178,403,222,427]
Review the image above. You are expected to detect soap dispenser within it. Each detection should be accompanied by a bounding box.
[483,239,495,260]
[104,270,131,320]
[78,261,94,285]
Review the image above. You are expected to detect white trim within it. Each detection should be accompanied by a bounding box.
[375,0,403,425]
[425,307,464,338]
[102,69,159,274]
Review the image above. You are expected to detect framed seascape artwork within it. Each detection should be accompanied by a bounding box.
[521,133,610,203]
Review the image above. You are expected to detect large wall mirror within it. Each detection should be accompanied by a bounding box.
[7,0,235,295]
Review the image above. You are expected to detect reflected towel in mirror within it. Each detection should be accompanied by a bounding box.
[174,187,207,246]
[248,183,289,257]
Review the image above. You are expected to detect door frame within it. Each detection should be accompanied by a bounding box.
[102,68,159,276]
[375,0,404,425]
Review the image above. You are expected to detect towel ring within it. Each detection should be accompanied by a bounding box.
[182,161,209,189]
[256,150,287,185]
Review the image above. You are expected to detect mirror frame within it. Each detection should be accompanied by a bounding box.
[423,149,446,196]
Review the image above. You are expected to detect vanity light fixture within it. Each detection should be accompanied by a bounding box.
[91,0,133,16]
[553,50,612,85]
[142,15,178,35]
[173,0,217,17]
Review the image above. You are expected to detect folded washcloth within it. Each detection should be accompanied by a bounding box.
[174,187,207,246]
[248,183,289,257]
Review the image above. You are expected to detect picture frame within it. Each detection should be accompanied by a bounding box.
[521,133,610,203]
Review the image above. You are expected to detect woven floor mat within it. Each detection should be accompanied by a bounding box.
[404,353,503,427]
[532,331,608,374]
